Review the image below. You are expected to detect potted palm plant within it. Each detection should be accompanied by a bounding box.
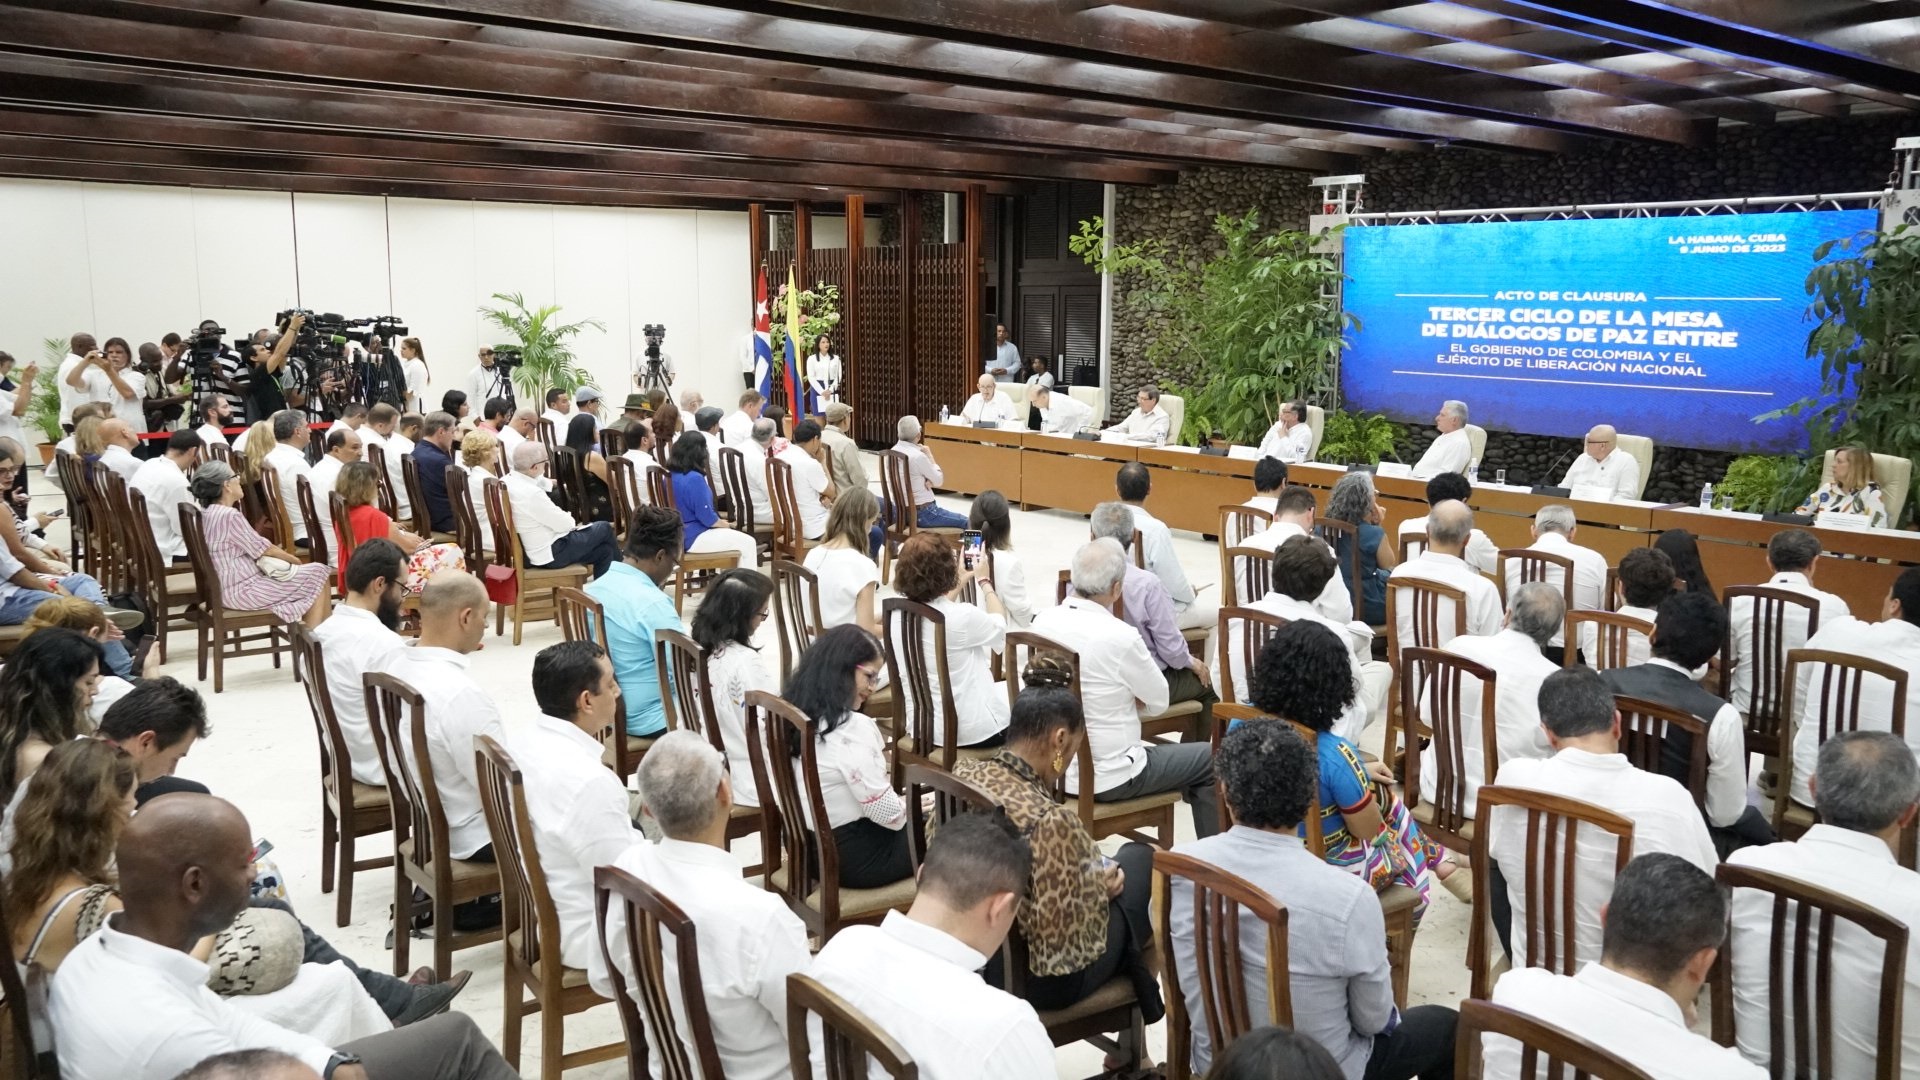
[28,337,66,463]
[476,292,605,403]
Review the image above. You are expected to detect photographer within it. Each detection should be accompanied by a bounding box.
[468,346,513,407]
[136,342,189,435]
[62,337,140,432]
[242,313,306,423]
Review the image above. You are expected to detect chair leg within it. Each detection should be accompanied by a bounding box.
[319,798,337,896]
[542,999,565,1080]
[1384,904,1415,1008]
[336,825,355,928]
[391,865,411,976]
[211,624,225,695]
[196,618,209,683]
[494,599,506,637]
[511,592,526,646]
[433,886,453,983]
[501,972,523,1072]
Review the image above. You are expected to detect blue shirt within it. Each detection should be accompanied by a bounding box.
[670,469,720,550]
[413,439,455,533]
[584,561,685,737]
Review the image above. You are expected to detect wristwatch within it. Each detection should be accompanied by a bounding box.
[323,1052,363,1078]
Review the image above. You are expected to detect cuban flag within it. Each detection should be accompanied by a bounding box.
[753,271,773,401]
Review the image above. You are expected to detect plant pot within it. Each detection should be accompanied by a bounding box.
[36,443,54,466]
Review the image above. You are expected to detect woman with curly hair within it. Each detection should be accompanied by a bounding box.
[889,531,1008,748]
[1247,620,1463,921]
[23,599,135,724]
[784,623,909,889]
[1323,472,1395,625]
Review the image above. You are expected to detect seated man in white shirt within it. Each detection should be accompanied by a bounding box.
[361,403,412,520]
[1172,722,1457,1079]
[97,419,143,483]
[131,430,202,563]
[308,426,362,564]
[1116,462,1215,634]
[1027,383,1091,435]
[498,408,534,456]
[1586,546,1670,667]
[49,794,517,1080]
[504,441,621,578]
[1732,731,1920,1078]
[1239,485,1354,629]
[1505,504,1607,662]
[1786,567,1920,810]
[1253,398,1314,463]
[1420,581,1561,815]
[1398,472,1499,574]
[1560,424,1642,500]
[1487,666,1717,968]
[503,640,642,974]
[1225,535,1385,741]
[1236,456,1288,528]
[594,732,809,1078]
[1729,528,1850,718]
[719,389,763,446]
[1607,590,1776,854]
[1102,385,1173,445]
[323,403,369,460]
[1411,399,1473,479]
[1485,853,1762,1080]
[777,420,838,538]
[806,812,1055,1080]
[959,372,1019,426]
[1387,499,1503,648]
[309,539,407,788]
[738,418,776,523]
[890,415,966,531]
[263,410,314,548]
[539,387,572,434]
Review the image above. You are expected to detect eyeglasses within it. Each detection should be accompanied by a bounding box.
[854,663,884,682]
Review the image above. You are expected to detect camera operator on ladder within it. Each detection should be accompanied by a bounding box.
[806,332,842,409]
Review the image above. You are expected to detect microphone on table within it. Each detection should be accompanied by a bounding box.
[1538,447,1577,488]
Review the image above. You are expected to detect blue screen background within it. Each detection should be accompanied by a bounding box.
[1338,209,1878,454]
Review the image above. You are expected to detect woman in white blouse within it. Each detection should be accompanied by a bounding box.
[1796,444,1888,528]
[802,487,882,635]
[890,532,1009,748]
[968,489,1031,627]
[399,336,430,413]
[460,428,499,556]
[806,333,842,408]
[690,568,778,809]
[785,624,909,889]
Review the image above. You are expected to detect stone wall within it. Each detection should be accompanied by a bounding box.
[1109,115,1912,493]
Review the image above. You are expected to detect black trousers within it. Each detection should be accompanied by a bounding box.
[984,841,1164,1027]
[833,818,913,889]
[1363,1004,1458,1080]
[536,521,620,579]
[1164,666,1219,742]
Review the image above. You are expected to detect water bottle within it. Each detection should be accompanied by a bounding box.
[1700,482,1714,510]
[1468,463,1479,484]
[938,404,949,423]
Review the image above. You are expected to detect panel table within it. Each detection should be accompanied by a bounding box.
[922,422,1026,499]
[1020,434,1137,517]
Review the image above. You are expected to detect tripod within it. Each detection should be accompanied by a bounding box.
[635,353,671,394]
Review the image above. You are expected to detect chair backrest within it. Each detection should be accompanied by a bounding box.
[549,446,583,520]
[1788,647,1910,749]
[717,446,757,533]
[204,440,232,466]
[555,586,630,753]
[328,489,359,564]
[1821,448,1912,526]
[1465,423,1487,467]
[1469,785,1635,999]
[1160,393,1185,443]
[536,417,557,457]
[256,462,295,554]
[296,474,331,567]
[767,456,805,560]
[289,623,356,811]
[1711,862,1908,1079]
[177,503,230,612]
[593,865,726,1080]
[1003,633,1111,829]
[882,598,965,769]
[364,440,399,518]
[482,476,528,571]
[1067,384,1105,427]
[787,973,918,1080]
[1218,545,1271,610]
[1217,504,1272,551]
[1399,646,1497,838]
[364,671,450,882]
[123,486,170,614]
[599,427,629,457]
[1613,694,1711,814]
[607,454,640,531]
[744,690,845,927]
[1312,518,1364,605]
[1614,434,1654,499]
[446,464,487,568]
[88,467,133,595]
[53,451,91,569]
[771,559,824,675]
[475,735,568,995]
[879,450,915,546]
[400,452,431,535]
[646,465,676,516]
[902,763,999,869]
[1400,531,1429,562]
[1723,585,1825,750]
[1496,547,1576,619]
[1454,999,1656,1080]
[656,628,716,746]
[1216,606,1290,706]
[1566,610,1653,671]
[1153,849,1291,1075]
[1386,577,1468,669]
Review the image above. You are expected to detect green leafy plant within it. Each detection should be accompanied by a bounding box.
[28,336,65,444]
[477,292,605,403]
[768,281,842,372]
[1317,409,1402,466]
[1714,454,1822,515]
[1071,211,1353,445]
[1763,224,1920,524]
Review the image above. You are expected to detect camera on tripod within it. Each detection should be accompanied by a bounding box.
[491,345,523,371]
[643,324,667,359]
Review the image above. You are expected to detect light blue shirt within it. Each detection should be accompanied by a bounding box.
[584,560,685,736]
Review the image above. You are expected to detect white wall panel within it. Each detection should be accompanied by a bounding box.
[192,189,298,333]
[293,193,390,317]
[386,198,475,405]
[0,180,96,361]
[693,209,753,413]
[551,204,633,407]
[83,185,202,347]
[628,209,705,406]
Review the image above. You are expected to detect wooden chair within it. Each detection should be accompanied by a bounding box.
[1313,518,1364,610]
[0,850,56,1080]
[474,735,623,1078]
[257,462,303,563]
[606,454,639,534]
[1565,609,1653,671]
[364,671,503,980]
[536,417,557,458]
[554,586,641,780]
[1216,606,1290,706]
[399,452,434,538]
[1453,999,1656,1080]
[744,691,917,941]
[1724,585,1826,767]
[718,445,774,557]
[1384,577,1467,773]
[1709,863,1908,1080]
[364,440,399,518]
[289,624,393,927]
[766,457,818,565]
[1495,547,1576,613]
[124,487,199,666]
[599,427,628,457]
[882,598,1000,788]
[771,559,824,675]
[1468,785,1635,1000]
[1217,503,1272,550]
[482,476,591,646]
[656,628,763,869]
[445,463,480,561]
[53,450,94,577]
[1604,566,1621,611]
[1401,530,1429,562]
[1002,632,1182,847]
[1218,545,1271,609]
[592,865,725,1080]
[786,973,918,1080]
[178,502,289,693]
[1775,649,1911,841]
[1153,850,1291,1080]
[295,474,333,570]
[646,465,675,513]
[1400,646,1497,856]
[549,446,587,523]
[1613,694,1711,814]
[204,440,233,466]
[670,550,741,615]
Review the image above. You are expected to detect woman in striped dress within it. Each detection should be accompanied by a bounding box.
[188,461,332,628]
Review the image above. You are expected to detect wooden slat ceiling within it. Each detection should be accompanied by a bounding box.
[0,0,1913,209]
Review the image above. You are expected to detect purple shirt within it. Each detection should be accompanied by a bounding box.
[1121,563,1189,670]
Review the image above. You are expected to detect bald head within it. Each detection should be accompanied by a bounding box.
[117,793,256,940]
[100,418,135,450]
[1584,424,1618,461]
[512,440,547,473]
[418,570,489,654]
[1426,499,1474,553]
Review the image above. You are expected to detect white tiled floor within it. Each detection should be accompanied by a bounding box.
[69,468,1472,1079]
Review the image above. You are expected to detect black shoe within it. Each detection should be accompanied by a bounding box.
[392,970,471,1027]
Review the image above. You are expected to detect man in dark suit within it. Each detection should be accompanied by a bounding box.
[412,411,458,535]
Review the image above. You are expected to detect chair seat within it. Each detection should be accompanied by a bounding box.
[505,930,592,989]
[520,565,591,586]
[767,866,918,918]
[349,780,390,812]
[1781,799,1815,832]
[428,531,457,544]
[1035,973,1137,1028]
[600,733,656,773]
[397,840,501,886]
[893,737,1001,767]
[730,802,761,821]
[1087,789,1181,820]
[1378,883,1421,916]
[1409,802,1476,842]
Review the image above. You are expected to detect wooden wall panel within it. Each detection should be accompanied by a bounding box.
[911,240,969,420]
[852,243,906,445]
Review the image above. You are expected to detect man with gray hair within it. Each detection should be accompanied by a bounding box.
[1387,499,1502,646]
[1412,399,1472,479]
[1507,504,1606,661]
[1091,502,1216,742]
[1422,581,1563,815]
[1031,538,1220,838]
[1729,730,1920,1077]
[736,416,776,523]
[889,414,966,529]
[265,408,314,546]
[1102,385,1172,445]
[593,731,809,1078]
[504,440,620,577]
[1728,528,1849,719]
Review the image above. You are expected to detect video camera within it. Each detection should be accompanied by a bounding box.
[491,345,523,370]
[642,323,667,360]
